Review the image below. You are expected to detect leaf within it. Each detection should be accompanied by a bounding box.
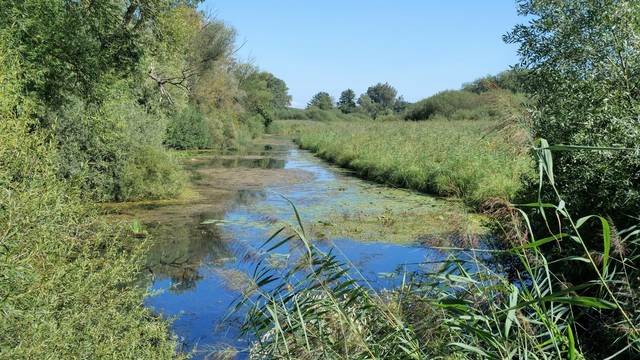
[575,215,611,274]
[448,342,491,358]
[505,284,518,338]
[511,233,568,250]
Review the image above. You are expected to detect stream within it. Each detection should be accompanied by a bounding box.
[117,136,485,358]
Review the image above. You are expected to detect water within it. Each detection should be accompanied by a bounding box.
[133,136,482,358]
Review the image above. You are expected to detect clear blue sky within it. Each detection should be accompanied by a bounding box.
[200,1,524,108]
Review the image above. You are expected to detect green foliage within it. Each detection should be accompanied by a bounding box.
[166,105,214,149]
[366,82,398,110]
[404,89,492,120]
[337,89,357,113]
[0,44,176,358]
[307,91,335,110]
[119,145,185,202]
[506,2,640,349]
[505,0,640,229]
[274,120,532,209]
[462,69,528,94]
[240,70,292,112]
[0,0,151,107]
[53,86,185,202]
[272,108,371,122]
[265,73,292,108]
[355,82,404,119]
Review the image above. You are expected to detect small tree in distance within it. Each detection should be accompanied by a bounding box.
[307,91,334,110]
[337,89,357,113]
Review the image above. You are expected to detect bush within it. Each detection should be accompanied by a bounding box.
[273,107,310,120]
[118,145,185,201]
[237,113,266,145]
[0,44,176,357]
[273,107,372,122]
[404,89,487,120]
[52,89,185,202]
[165,105,213,149]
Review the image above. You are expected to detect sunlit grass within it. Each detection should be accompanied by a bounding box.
[273,119,533,210]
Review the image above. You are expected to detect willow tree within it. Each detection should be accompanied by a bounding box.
[506,1,640,357]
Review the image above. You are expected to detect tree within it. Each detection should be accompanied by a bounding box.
[239,70,291,111]
[392,95,409,113]
[506,0,640,225]
[337,89,357,113]
[506,1,640,357]
[0,0,158,107]
[307,92,334,110]
[265,74,292,108]
[366,82,398,110]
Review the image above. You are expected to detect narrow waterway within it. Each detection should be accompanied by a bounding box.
[118,136,485,359]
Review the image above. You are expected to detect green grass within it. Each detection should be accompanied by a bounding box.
[273,119,532,210]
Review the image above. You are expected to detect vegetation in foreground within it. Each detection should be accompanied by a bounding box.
[274,119,532,210]
[233,146,639,359]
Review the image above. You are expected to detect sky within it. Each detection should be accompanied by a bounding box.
[200,1,525,108]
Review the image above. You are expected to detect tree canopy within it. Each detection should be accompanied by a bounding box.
[307,91,334,110]
[337,89,357,113]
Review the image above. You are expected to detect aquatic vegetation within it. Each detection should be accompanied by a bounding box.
[235,145,639,359]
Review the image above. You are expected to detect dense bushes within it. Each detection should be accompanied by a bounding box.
[53,88,185,202]
[504,2,640,354]
[0,45,176,358]
[165,106,214,149]
[404,89,497,120]
[273,107,371,121]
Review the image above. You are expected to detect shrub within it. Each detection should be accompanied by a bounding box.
[0,43,176,357]
[237,113,266,145]
[404,89,487,120]
[118,145,185,201]
[165,105,213,149]
[273,107,310,120]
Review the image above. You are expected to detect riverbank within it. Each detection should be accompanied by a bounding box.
[272,119,533,210]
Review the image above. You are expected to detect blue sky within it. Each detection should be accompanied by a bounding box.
[201,1,525,108]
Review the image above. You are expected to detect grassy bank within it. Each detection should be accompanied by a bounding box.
[273,119,532,209]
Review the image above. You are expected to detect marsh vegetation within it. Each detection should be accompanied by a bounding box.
[1,0,639,359]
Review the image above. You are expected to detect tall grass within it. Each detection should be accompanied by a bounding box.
[273,119,532,209]
[233,143,639,359]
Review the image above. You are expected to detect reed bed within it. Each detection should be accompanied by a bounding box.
[230,145,639,359]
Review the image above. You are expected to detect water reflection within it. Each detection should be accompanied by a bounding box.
[138,136,484,359]
[200,157,286,170]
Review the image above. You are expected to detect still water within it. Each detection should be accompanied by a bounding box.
[128,136,482,358]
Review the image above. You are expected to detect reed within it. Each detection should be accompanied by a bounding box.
[233,143,639,359]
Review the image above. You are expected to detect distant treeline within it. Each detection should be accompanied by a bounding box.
[301,69,528,122]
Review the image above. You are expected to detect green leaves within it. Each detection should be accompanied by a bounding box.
[307,91,335,110]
